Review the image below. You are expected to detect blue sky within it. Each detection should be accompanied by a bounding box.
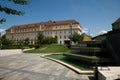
[0,0,120,36]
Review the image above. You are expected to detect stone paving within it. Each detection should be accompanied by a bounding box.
[0,49,22,57]
[0,50,93,80]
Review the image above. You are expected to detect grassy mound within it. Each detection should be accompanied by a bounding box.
[24,44,69,53]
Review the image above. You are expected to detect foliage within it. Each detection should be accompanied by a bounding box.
[36,32,57,49]
[1,45,22,49]
[2,39,13,46]
[0,0,30,24]
[1,34,14,46]
[24,38,29,46]
[0,18,6,24]
[37,32,44,45]
[0,35,33,49]
[42,36,57,44]
[24,44,69,53]
[29,45,35,48]
[69,32,83,44]
[0,34,18,49]
[53,36,58,43]
[17,40,24,46]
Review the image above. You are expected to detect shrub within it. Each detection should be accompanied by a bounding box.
[35,44,40,49]
[1,45,23,49]
[29,45,35,48]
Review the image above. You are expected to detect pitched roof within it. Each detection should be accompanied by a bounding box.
[6,19,80,30]
[115,18,120,23]
[12,23,40,29]
[40,19,79,26]
[112,18,120,24]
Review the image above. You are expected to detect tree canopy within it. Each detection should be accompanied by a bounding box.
[37,32,44,45]
[69,32,83,44]
[0,0,30,24]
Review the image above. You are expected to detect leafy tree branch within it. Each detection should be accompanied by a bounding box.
[0,0,30,24]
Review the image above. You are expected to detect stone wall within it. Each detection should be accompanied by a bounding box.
[106,30,120,65]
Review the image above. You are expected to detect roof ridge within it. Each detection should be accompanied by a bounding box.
[114,18,120,23]
[10,19,80,29]
[14,22,41,27]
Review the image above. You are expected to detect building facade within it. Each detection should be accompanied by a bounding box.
[6,20,82,45]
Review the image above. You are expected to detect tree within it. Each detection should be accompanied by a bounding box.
[69,32,83,45]
[42,36,58,44]
[17,39,24,46]
[24,38,29,46]
[53,36,57,44]
[1,34,14,46]
[37,32,44,45]
[0,0,30,24]
[35,32,44,49]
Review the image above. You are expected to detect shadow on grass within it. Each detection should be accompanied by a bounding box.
[48,54,93,70]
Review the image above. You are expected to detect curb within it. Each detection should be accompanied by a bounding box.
[40,54,94,75]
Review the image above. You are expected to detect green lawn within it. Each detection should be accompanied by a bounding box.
[47,54,93,70]
[24,44,69,53]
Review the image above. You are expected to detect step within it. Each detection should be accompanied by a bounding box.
[71,47,107,53]
[63,53,112,63]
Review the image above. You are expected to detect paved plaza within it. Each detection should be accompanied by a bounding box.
[0,50,93,80]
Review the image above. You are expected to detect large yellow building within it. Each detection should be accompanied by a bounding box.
[6,20,82,45]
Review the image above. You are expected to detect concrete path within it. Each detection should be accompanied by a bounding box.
[0,50,93,80]
[0,49,23,57]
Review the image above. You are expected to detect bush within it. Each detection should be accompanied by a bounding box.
[66,44,71,48]
[29,45,35,48]
[35,44,40,49]
[1,45,23,49]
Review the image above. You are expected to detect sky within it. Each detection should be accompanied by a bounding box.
[0,0,120,36]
